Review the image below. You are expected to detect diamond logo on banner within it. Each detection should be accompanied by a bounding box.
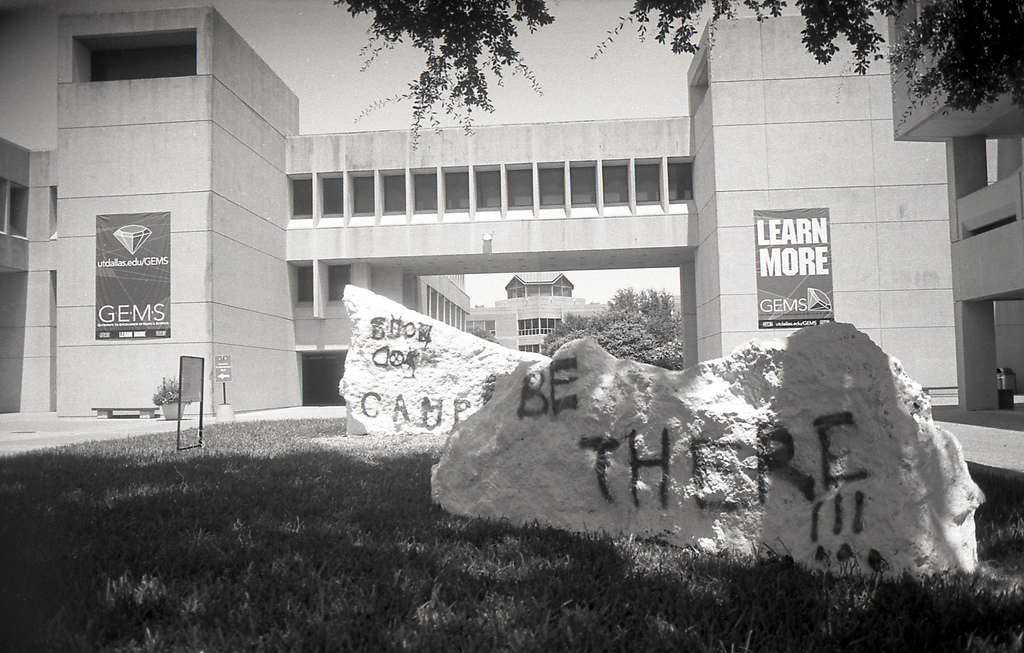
[113,225,152,255]
[807,287,832,312]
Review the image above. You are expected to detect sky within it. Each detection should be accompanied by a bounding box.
[0,0,694,306]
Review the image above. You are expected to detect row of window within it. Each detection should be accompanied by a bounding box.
[518,344,542,353]
[507,280,573,299]
[467,319,497,336]
[295,264,350,303]
[424,286,467,330]
[294,264,466,329]
[291,160,693,219]
[518,317,561,337]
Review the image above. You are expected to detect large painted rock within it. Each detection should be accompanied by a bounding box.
[431,323,984,576]
[340,285,547,436]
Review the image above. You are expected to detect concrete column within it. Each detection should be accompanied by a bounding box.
[997,138,1023,181]
[679,261,698,367]
[946,137,988,242]
[955,299,997,410]
[351,262,371,289]
[312,259,327,319]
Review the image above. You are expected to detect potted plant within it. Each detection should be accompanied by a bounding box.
[153,376,189,420]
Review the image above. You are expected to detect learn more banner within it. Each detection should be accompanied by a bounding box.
[96,212,171,340]
[754,208,834,329]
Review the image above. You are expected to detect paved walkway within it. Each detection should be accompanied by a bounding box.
[0,406,348,457]
[2,403,1023,477]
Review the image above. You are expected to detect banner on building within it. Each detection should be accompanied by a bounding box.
[96,212,171,340]
[754,208,834,329]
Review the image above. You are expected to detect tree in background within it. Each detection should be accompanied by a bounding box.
[469,326,499,344]
[543,288,687,370]
[336,0,1022,132]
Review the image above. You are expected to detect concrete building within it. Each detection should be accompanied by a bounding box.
[1,6,958,416]
[890,13,1024,410]
[468,273,607,352]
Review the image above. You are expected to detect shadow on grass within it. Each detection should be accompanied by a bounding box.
[1,421,1022,652]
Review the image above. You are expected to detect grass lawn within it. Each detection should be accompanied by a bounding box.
[1,419,1022,652]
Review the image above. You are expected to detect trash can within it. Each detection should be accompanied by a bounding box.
[997,367,1016,410]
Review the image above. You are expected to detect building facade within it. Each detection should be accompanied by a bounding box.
[1,6,959,416]
[468,273,607,352]
[889,12,1024,410]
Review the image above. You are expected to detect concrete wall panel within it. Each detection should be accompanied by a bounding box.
[879,289,955,328]
[714,225,757,296]
[833,290,881,330]
[58,122,212,199]
[707,19,763,82]
[829,222,879,291]
[210,10,298,136]
[58,77,212,129]
[870,120,947,187]
[874,184,947,223]
[711,125,768,192]
[709,81,765,126]
[211,80,287,171]
[767,187,876,224]
[878,326,957,388]
[765,121,875,189]
[876,221,952,290]
[211,125,287,226]
[764,76,873,124]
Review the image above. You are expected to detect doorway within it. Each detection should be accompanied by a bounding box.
[301,351,347,406]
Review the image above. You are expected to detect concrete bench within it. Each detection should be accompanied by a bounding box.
[92,407,161,419]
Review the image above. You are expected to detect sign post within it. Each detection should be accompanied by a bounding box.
[214,355,236,422]
[176,355,205,450]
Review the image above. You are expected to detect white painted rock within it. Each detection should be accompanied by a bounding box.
[340,285,547,437]
[431,323,984,575]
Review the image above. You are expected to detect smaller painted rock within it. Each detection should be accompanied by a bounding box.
[340,285,546,437]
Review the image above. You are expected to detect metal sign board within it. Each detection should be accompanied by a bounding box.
[96,212,171,340]
[754,208,835,329]
[176,355,205,450]
[214,355,233,382]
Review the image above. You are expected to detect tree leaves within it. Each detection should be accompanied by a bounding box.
[337,0,1022,133]
[543,289,687,370]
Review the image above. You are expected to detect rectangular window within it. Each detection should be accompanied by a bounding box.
[322,176,344,215]
[352,175,374,216]
[0,178,8,233]
[570,165,596,206]
[518,318,541,336]
[414,172,438,212]
[539,166,564,208]
[668,162,694,201]
[539,318,560,333]
[445,171,470,211]
[9,185,28,238]
[49,185,57,238]
[383,173,406,214]
[519,344,541,353]
[296,266,314,303]
[292,178,313,218]
[85,30,197,82]
[328,264,350,301]
[507,168,533,209]
[476,169,501,209]
[635,163,661,204]
[603,163,628,205]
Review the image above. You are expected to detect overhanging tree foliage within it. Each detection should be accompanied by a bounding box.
[336,0,1023,131]
[543,288,687,370]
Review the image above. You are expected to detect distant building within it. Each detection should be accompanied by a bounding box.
[467,273,607,352]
